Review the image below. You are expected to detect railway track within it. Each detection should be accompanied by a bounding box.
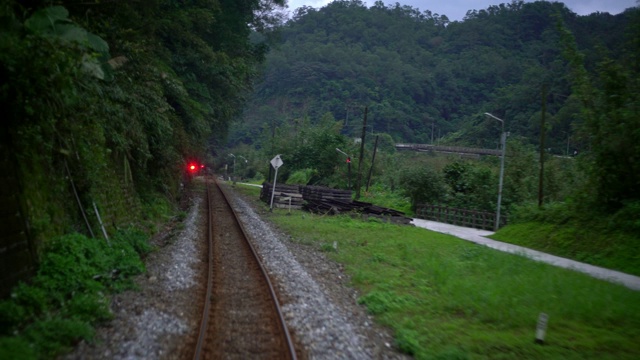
[193,177,297,359]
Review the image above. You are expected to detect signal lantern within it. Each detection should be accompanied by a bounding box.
[346,157,351,163]
[186,161,205,176]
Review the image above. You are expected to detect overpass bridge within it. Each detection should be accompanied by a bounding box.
[396,143,502,157]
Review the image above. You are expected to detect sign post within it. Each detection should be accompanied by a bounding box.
[535,312,548,344]
[269,155,283,212]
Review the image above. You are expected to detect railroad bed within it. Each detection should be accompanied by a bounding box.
[193,177,297,359]
[63,176,404,360]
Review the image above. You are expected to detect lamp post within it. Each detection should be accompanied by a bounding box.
[336,148,351,189]
[563,131,571,157]
[228,153,236,180]
[484,112,506,231]
[238,155,248,180]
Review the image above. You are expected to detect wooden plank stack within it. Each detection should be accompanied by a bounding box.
[260,182,304,210]
[301,185,352,214]
[301,185,353,202]
[301,186,413,225]
[259,183,413,225]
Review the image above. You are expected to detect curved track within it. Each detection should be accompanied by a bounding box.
[193,177,296,360]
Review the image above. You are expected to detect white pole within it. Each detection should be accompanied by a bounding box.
[496,130,506,231]
[484,113,506,231]
[269,167,279,211]
[93,202,110,246]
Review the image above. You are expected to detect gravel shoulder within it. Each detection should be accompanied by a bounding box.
[62,179,408,359]
[224,182,408,359]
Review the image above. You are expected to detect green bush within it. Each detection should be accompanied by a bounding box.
[510,201,574,224]
[398,165,448,208]
[360,183,412,215]
[0,230,149,358]
[24,318,94,357]
[610,200,640,233]
[286,168,317,185]
[0,338,36,360]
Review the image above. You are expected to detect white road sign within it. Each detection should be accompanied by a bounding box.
[270,155,283,170]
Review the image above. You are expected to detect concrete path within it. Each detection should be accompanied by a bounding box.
[238,182,263,188]
[411,218,640,291]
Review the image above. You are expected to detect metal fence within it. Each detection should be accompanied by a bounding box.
[415,204,506,231]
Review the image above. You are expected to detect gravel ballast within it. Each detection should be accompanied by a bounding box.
[63,181,408,359]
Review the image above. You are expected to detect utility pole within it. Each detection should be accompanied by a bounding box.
[355,106,368,200]
[431,121,435,144]
[366,135,379,192]
[484,112,506,231]
[538,84,547,208]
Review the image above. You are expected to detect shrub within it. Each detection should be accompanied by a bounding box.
[286,168,317,185]
[397,165,448,208]
[0,230,149,358]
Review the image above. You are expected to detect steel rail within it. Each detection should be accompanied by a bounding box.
[193,179,214,360]
[193,176,297,359]
[214,177,297,360]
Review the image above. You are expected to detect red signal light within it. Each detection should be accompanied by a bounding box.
[187,161,204,174]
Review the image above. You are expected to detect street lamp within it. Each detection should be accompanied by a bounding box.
[563,131,571,157]
[336,148,352,189]
[484,112,507,231]
[228,153,236,179]
[237,155,248,180]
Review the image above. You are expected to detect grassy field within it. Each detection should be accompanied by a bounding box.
[231,184,640,359]
[491,222,640,277]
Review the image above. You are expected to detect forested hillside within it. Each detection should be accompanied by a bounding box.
[1,1,291,355]
[1,0,289,355]
[0,0,283,281]
[235,0,637,152]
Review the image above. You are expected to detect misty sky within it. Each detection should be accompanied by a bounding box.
[285,0,638,22]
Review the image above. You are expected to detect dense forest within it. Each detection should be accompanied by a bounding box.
[0,0,284,243]
[0,0,288,356]
[229,0,639,212]
[236,0,636,148]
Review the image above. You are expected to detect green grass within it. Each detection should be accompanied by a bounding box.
[0,230,151,359]
[267,210,640,359]
[359,184,413,216]
[233,182,262,197]
[491,222,640,277]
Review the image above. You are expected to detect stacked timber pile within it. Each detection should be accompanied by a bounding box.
[352,200,413,225]
[301,186,413,225]
[260,182,304,210]
[301,185,352,202]
[301,185,352,214]
[259,184,412,225]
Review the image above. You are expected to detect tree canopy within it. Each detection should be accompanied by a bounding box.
[0,0,285,241]
[231,0,640,210]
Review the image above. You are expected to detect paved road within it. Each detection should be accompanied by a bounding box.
[411,218,640,291]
